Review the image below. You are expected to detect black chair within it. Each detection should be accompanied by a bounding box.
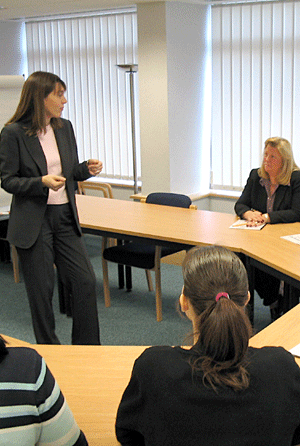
[102,192,197,321]
[58,181,123,317]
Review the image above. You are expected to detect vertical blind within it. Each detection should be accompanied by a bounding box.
[211,1,300,191]
[26,9,140,183]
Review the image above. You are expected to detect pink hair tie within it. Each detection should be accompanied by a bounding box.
[215,292,230,302]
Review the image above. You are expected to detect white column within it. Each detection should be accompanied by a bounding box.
[137,2,210,195]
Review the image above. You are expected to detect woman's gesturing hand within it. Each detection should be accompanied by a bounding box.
[42,174,66,191]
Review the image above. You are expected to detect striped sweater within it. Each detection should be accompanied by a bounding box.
[0,347,87,445]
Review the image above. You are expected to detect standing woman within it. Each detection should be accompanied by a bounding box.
[235,137,300,319]
[0,71,102,345]
[116,246,300,446]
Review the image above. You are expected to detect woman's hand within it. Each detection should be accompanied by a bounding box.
[87,159,103,176]
[243,209,266,227]
[42,174,66,191]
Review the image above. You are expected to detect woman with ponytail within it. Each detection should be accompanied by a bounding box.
[116,246,300,446]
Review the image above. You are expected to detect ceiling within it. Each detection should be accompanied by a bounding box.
[0,0,288,21]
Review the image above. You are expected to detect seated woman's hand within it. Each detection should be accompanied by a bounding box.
[243,210,265,226]
[243,210,263,221]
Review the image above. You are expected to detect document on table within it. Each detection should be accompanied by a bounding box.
[281,234,300,245]
[290,343,300,357]
[0,205,10,215]
[229,220,266,230]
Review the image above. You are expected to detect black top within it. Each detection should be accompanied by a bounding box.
[116,345,300,446]
[234,168,300,223]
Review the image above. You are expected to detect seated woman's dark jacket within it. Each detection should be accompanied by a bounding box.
[234,168,300,224]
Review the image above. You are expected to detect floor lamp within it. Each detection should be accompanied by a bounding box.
[117,64,139,194]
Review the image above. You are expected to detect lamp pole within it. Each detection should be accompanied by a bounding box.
[117,64,138,194]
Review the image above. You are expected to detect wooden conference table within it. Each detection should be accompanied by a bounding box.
[76,194,300,311]
[4,304,300,445]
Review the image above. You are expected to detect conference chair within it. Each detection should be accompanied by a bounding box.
[77,181,131,287]
[58,181,128,316]
[102,192,197,321]
[77,181,114,199]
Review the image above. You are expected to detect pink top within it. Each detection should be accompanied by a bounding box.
[38,125,69,205]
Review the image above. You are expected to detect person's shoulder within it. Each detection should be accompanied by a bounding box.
[3,347,44,381]
[290,169,300,181]
[6,346,42,362]
[249,168,259,178]
[60,117,71,126]
[135,346,183,367]
[57,118,75,136]
[135,346,192,371]
[1,122,24,135]
[242,168,260,183]
[59,118,73,130]
[133,346,192,381]
[249,346,298,371]
[138,345,176,360]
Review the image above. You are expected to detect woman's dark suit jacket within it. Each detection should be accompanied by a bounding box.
[235,168,300,224]
[0,118,91,249]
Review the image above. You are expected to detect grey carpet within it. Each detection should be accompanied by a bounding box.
[0,234,271,345]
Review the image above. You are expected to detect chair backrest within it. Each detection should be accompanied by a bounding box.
[146,192,192,208]
[77,182,113,199]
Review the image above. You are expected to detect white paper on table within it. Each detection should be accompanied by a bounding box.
[290,343,300,357]
[281,234,300,245]
[229,220,266,230]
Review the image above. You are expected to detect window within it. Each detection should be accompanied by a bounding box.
[211,1,300,191]
[26,8,140,184]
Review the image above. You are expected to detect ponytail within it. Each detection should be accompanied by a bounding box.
[182,245,253,392]
[192,297,252,392]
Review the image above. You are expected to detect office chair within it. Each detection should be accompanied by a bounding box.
[102,192,197,321]
[58,181,128,316]
[77,181,114,198]
[77,180,130,288]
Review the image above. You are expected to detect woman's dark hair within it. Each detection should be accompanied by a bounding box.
[182,245,252,392]
[6,71,66,136]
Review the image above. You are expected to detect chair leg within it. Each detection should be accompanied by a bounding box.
[11,245,19,284]
[102,237,111,307]
[118,264,125,289]
[145,270,153,291]
[125,266,132,291]
[154,247,162,322]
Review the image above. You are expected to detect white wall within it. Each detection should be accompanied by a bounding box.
[0,21,26,76]
[0,21,26,207]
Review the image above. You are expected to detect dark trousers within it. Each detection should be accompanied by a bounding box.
[16,203,100,345]
[254,268,280,307]
[237,252,280,307]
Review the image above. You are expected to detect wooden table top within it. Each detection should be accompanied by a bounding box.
[76,194,300,282]
[3,304,300,445]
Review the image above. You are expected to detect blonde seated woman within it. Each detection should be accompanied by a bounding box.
[116,245,300,446]
[235,137,300,320]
